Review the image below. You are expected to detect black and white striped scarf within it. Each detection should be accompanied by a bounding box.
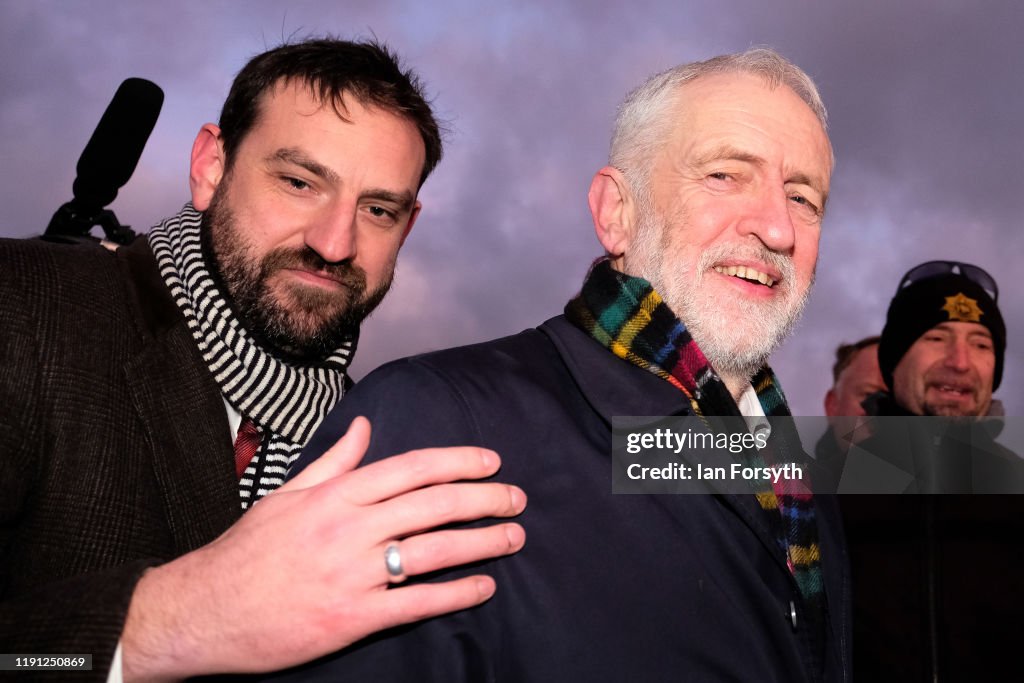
[149,204,355,509]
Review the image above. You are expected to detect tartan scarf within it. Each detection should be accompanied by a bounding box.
[565,259,823,616]
[149,204,355,509]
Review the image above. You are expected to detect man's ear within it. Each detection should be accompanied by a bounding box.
[824,388,838,417]
[588,166,636,263]
[399,201,421,248]
[189,123,225,211]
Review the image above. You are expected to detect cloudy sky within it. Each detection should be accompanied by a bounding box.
[2,0,1022,416]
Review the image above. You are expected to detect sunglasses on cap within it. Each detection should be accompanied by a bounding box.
[897,260,998,302]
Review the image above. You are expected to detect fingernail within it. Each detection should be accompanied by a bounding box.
[509,486,527,512]
[505,523,526,549]
[476,576,496,599]
[480,449,498,470]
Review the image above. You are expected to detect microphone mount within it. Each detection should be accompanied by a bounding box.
[46,200,136,245]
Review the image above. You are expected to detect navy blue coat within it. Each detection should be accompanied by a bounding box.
[277,316,851,682]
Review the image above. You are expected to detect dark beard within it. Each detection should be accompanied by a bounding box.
[202,189,391,363]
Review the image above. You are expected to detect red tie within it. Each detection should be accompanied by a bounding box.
[234,417,262,478]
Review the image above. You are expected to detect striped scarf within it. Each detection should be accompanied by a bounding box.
[565,259,823,619]
[149,204,355,509]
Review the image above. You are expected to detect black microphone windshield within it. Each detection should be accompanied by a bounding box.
[72,78,164,210]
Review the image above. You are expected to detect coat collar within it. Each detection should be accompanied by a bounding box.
[539,315,693,420]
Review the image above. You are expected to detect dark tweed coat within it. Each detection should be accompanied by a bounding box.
[0,237,240,680]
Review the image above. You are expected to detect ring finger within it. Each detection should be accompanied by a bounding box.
[379,523,526,584]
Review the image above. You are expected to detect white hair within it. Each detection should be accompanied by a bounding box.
[610,47,830,199]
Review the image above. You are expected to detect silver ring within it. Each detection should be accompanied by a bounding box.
[384,542,406,583]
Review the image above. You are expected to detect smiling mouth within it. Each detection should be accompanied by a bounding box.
[931,384,973,397]
[713,265,775,287]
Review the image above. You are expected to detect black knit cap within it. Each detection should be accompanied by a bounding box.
[879,267,1005,391]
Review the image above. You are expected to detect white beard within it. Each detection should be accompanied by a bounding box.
[624,205,812,382]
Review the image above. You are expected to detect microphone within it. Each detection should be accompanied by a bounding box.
[45,78,164,244]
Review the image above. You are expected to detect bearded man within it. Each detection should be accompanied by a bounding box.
[0,38,528,681]
[278,47,850,683]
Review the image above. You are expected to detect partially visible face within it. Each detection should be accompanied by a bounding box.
[204,82,425,361]
[825,343,886,446]
[625,73,832,378]
[826,344,886,418]
[892,321,996,417]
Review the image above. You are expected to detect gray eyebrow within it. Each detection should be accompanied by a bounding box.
[691,144,765,168]
[692,144,829,209]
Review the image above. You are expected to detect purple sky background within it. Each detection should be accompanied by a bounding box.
[2,1,1022,416]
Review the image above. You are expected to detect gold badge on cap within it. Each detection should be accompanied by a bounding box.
[942,292,984,322]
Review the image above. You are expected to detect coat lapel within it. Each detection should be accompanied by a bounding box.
[118,239,240,554]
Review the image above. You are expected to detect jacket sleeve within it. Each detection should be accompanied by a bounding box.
[277,357,504,683]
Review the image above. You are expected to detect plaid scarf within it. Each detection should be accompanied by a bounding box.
[565,259,824,620]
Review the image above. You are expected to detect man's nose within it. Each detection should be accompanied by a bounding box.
[736,187,797,254]
[943,338,972,372]
[303,201,357,264]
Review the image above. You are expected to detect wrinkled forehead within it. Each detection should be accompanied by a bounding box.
[669,73,833,179]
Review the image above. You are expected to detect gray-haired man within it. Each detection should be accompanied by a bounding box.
[274,47,849,682]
